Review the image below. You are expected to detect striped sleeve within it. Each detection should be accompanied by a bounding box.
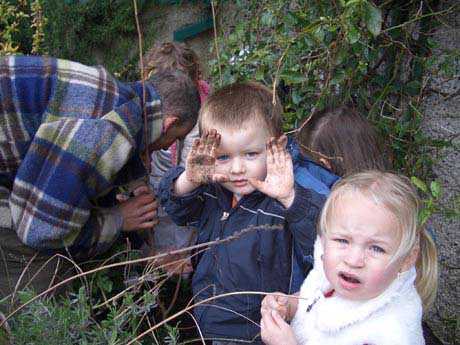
[9,112,136,255]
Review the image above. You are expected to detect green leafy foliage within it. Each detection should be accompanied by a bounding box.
[210,0,455,180]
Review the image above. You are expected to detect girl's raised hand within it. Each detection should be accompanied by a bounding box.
[261,309,298,345]
[248,135,295,208]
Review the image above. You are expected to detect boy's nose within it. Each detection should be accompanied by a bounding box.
[344,246,365,268]
[230,157,245,174]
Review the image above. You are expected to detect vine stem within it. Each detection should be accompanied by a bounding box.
[211,0,223,86]
[382,6,456,33]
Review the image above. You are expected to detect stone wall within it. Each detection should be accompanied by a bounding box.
[421,2,459,344]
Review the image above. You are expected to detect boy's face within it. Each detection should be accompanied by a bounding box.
[207,119,270,198]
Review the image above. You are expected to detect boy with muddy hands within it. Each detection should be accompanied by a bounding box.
[159,82,325,344]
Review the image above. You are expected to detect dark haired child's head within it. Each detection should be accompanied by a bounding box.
[148,69,200,152]
[143,41,201,83]
[296,105,391,177]
[199,82,283,197]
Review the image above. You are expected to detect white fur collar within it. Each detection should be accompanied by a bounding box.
[310,238,417,332]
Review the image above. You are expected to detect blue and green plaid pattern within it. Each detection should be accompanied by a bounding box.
[0,56,162,257]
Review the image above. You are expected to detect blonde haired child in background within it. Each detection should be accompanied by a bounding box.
[261,171,438,345]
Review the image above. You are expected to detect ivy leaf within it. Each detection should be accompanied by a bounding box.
[364,2,382,37]
[281,71,306,84]
[347,25,360,44]
[411,176,428,193]
[405,80,421,96]
[430,181,442,199]
[291,89,303,105]
[419,207,431,225]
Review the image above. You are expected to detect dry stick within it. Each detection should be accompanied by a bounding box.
[132,0,155,252]
[113,247,209,320]
[94,247,202,309]
[184,311,206,345]
[272,44,291,105]
[0,224,281,326]
[382,6,457,33]
[9,253,86,310]
[211,0,222,86]
[126,291,308,345]
[164,270,182,316]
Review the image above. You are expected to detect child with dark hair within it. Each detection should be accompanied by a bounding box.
[288,105,391,291]
[159,82,325,344]
[295,105,390,177]
[143,41,211,275]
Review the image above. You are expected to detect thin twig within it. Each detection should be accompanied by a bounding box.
[211,0,223,86]
[382,6,456,33]
[184,311,206,345]
[272,43,291,105]
[0,224,282,326]
[126,291,310,345]
[133,0,155,251]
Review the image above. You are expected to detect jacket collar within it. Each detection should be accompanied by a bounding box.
[212,184,267,212]
[287,137,339,190]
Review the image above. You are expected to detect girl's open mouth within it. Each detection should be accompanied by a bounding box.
[338,272,361,289]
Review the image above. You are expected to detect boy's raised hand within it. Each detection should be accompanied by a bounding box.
[248,135,295,208]
[185,129,228,184]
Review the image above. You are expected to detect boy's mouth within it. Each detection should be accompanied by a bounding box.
[231,179,247,186]
[338,272,361,289]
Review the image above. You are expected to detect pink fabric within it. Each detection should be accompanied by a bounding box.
[197,79,210,104]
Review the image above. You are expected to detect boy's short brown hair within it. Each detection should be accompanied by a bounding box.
[199,81,283,136]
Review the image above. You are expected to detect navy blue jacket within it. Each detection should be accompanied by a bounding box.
[159,167,325,342]
[288,139,340,291]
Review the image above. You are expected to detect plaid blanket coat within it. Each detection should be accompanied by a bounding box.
[0,56,162,258]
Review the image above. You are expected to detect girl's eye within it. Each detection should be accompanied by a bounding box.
[370,245,385,254]
[216,154,230,161]
[334,238,348,244]
[245,151,259,158]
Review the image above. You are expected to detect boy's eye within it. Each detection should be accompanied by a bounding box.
[216,154,230,161]
[370,245,385,254]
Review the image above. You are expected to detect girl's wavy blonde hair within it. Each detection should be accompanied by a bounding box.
[319,170,438,310]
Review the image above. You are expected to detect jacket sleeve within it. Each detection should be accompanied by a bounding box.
[284,183,326,259]
[9,113,139,256]
[158,166,205,226]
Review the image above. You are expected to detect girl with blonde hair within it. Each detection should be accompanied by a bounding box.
[261,171,438,345]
